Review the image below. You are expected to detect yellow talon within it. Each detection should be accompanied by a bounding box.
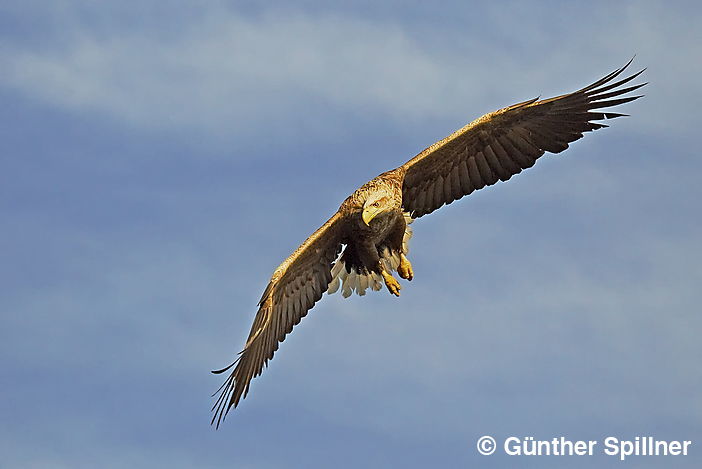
[398,254,413,281]
[381,270,402,296]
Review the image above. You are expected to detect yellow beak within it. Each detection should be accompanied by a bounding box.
[362,206,380,226]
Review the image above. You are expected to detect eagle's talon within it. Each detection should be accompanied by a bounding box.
[398,254,413,281]
[382,271,402,296]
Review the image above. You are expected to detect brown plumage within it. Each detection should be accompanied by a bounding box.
[211,59,645,427]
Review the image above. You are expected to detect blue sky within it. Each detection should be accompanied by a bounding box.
[1,1,701,467]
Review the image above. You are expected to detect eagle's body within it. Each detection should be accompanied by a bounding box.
[212,60,645,427]
[332,167,411,297]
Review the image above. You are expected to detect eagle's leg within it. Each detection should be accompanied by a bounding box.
[387,212,412,282]
[356,236,402,297]
[381,269,402,297]
[398,253,413,281]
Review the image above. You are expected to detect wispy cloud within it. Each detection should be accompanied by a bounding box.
[1,2,694,145]
[1,9,469,137]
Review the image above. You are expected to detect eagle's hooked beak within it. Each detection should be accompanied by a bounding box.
[362,204,382,226]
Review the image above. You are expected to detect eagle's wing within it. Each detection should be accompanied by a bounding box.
[211,212,347,427]
[400,60,646,217]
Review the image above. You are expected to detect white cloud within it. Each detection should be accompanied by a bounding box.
[2,2,693,144]
[1,9,472,137]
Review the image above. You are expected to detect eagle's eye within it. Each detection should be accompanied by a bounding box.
[372,201,381,207]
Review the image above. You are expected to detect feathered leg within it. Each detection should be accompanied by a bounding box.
[387,213,413,282]
[357,236,402,297]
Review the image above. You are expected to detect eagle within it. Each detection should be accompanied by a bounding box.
[211,59,645,427]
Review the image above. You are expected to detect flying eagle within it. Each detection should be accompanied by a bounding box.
[211,60,645,427]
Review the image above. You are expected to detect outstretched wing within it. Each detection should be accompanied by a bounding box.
[401,59,646,217]
[211,212,347,427]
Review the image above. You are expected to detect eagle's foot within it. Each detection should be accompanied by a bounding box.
[381,270,402,296]
[398,254,413,281]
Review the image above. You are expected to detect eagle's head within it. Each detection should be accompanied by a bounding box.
[361,189,396,226]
